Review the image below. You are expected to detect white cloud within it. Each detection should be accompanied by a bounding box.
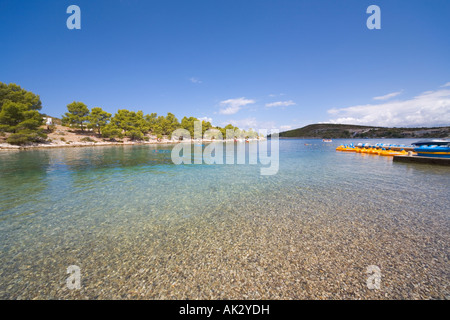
[198,116,212,123]
[228,118,258,129]
[441,82,450,87]
[327,88,450,127]
[189,77,202,84]
[219,97,255,115]
[225,118,277,131]
[280,125,292,131]
[373,90,403,101]
[265,100,296,108]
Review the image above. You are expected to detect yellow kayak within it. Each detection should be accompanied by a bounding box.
[336,145,356,152]
[378,149,408,156]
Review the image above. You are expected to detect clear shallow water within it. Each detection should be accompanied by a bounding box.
[0,139,449,299]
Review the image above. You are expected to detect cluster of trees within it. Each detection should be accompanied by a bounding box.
[62,102,260,140]
[0,82,47,145]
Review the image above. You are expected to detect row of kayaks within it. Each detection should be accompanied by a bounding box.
[336,145,410,156]
[337,140,450,158]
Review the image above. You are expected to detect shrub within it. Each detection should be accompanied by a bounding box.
[6,130,47,145]
[101,125,123,139]
[127,130,144,141]
[46,124,56,133]
[6,134,30,145]
[81,137,95,142]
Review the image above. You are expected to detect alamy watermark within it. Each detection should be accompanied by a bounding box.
[66,5,381,30]
[367,5,381,30]
[366,265,381,290]
[66,5,81,30]
[169,121,279,176]
[66,265,81,290]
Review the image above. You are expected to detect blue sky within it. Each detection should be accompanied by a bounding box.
[1,0,449,130]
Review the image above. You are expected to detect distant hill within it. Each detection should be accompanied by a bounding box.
[269,124,450,139]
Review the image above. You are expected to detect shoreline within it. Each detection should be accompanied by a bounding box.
[0,140,179,151]
[0,138,265,151]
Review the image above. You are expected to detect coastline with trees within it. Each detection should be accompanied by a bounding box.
[0,82,262,149]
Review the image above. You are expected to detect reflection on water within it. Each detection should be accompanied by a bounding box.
[0,140,449,299]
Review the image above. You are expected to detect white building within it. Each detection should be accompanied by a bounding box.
[43,117,53,126]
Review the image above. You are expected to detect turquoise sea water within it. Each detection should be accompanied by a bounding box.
[0,139,449,299]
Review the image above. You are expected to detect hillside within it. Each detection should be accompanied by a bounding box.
[271,124,450,139]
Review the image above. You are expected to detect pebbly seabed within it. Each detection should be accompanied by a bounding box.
[0,139,448,299]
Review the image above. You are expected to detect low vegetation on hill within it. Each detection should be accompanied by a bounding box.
[271,124,450,139]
